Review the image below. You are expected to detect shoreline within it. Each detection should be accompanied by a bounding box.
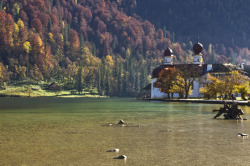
[0,85,107,98]
[1,94,249,106]
[0,94,108,98]
[143,98,249,106]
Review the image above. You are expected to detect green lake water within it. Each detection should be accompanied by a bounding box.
[0,98,250,166]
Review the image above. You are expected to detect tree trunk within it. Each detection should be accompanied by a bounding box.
[185,90,189,99]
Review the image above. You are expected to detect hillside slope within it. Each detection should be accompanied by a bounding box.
[0,0,249,96]
[135,0,250,48]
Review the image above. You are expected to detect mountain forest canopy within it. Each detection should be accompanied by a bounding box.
[0,0,249,96]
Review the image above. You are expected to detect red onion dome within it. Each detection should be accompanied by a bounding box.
[193,42,203,54]
[164,47,173,57]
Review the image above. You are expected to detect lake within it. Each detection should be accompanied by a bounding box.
[0,98,250,166]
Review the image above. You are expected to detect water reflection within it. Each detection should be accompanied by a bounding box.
[0,98,249,165]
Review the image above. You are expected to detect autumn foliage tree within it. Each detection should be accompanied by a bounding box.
[154,67,179,98]
[0,0,249,97]
[200,71,249,99]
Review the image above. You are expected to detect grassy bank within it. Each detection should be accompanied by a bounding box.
[0,81,107,98]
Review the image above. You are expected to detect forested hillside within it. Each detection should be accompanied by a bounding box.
[0,0,249,96]
[0,0,171,96]
[134,0,250,47]
[117,0,250,65]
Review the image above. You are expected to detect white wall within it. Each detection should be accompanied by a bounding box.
[189,79,200,98]
[151,78,169,99]
[151,78,202,99]
[151,78,180,99]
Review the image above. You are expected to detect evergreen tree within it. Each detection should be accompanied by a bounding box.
[76,66,84,94]
[123,71,127,95]
[97,66,101,94]
[80,32,84,51]
[230,52,236,64]
[135,73,140,93]
[172,32,175,43]
[118,62,123,96]
[0,0,3,11]
[140,66,147,91]
[100,61,106,95]
[211,50,217,64]
[92,43,96,57]
[64,23,68,45]
[163,25,167,38]
[48,19,52,32]
[128,60,135,91]
[105,68,111,96]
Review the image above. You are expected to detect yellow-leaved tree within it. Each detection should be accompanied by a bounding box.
[200,71,248,99]
[23,41,31,53]
[81,46,101,87]
[234,83,250,100]
[224,71,248,99]
[17,18,24,30]
[199,73,224,99]
[105,55,114,67]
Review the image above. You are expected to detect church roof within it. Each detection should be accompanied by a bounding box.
[207,64,231,73]
[243,65,250,77]
[193,42,203,55]
[152,64,205,78]
[164,48,173,57]
[193,37,203,55]
[152,65,168,78]
[152,64,236,78]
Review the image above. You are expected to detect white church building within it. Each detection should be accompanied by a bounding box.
[150,39,246,99]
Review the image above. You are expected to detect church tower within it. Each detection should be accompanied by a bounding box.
[163,47,173,65]
[193,37,203,65]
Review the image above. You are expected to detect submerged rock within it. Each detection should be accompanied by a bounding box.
[118,119,125,124]
[107,148,119,152]
[238,133,248,137]
[114,155,127,159]
[102,119,139,127]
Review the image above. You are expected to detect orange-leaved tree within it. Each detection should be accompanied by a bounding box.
[154,67,179,98]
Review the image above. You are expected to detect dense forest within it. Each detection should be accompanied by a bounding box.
[133,0,250,48]
[117,0,250,64]
[0,0,249,96]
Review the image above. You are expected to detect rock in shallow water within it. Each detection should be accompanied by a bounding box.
[118,119,125,124]
[114,155,127,159]
[107,148,119,152]
[238,133,248,137]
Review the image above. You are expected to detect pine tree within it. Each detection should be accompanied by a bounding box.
[123,71,127,96]
[135,73,140,93]
[64,23,68,45]
[76,66,84,94]
[211,50,217,64]
[105,68,111,96]
[80,32,84,51]
[172,32,175,43]
[163,25,167,38]
[0,0,3,11]
[97,66,101,94]
[230,52,236,64]
[100,61,106,95]
[118,62,123,96]
[140,66,147,91]
[92,43,96,57]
